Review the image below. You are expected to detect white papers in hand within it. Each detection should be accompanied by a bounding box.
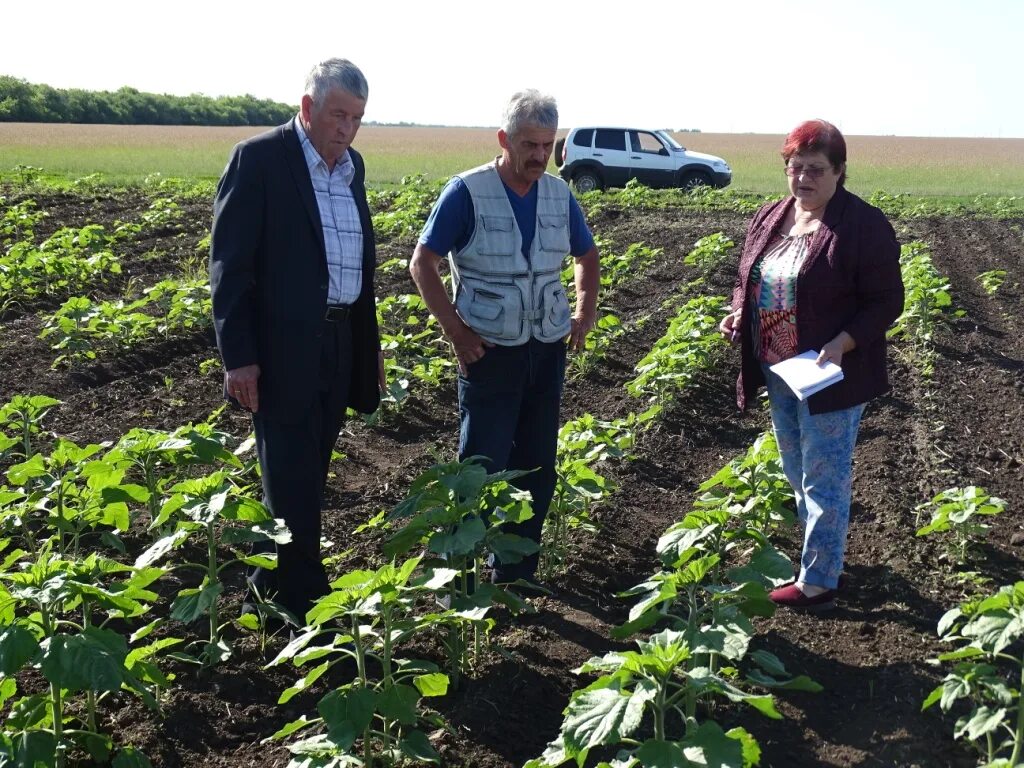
[768,350,844,401]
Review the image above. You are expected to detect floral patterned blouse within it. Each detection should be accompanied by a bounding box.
[749,232,812,364]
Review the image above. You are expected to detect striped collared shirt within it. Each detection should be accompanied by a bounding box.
[295,116,363,305]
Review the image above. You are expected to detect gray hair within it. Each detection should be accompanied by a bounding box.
[501,89,558,137]
[305,58,368,105]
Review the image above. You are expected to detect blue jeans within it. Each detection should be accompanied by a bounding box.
[458,338,566,582]
[763,365,865,590]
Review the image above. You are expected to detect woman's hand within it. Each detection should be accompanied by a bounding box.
[816,331,856,366]
[719,310,743,345]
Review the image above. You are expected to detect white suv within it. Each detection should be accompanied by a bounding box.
[555,127,732,193]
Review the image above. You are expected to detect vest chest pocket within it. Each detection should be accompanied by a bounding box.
[456,280,524,341]
[476,215,516,257]
[537,214,571,256]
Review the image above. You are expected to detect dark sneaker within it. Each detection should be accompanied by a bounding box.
[769,583,837,611]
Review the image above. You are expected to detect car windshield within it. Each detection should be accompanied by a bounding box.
[655,130,684,150]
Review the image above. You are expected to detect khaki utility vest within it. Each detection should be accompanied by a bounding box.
[450,162,573,346]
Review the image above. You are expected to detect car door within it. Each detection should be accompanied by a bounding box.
[628,130,677,188]
[592,129,631,188]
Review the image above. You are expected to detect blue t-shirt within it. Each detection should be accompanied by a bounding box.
[418,175,595,261]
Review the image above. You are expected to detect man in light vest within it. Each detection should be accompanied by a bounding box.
[410,89,600,587]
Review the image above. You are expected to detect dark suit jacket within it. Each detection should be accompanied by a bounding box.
[732,186,904,415]
[210,119,381,422]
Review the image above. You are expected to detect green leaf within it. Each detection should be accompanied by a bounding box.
[267,628,319,667]
[102,483,151,504]
[636,739,686,767]
[112,746,154,768]
[446,461,489,498]
[399,729,440,763]
[5,692,50,730]
[238,554,279,569]
[6,729,58,768]
[737,693,781,719]
[487,531,540,564]
[170,582,223,624]
[39,627,128,693]
[958,706,1006,741]
[726,545,793,586]
[429,516,486,557]
[563,682,647,752]
[522,736,570,768]
[318,687,377,748]
[134,529,189,568]
[692,623,750,662]
[921,684,943,711]
[0,624,40,675]
[269,715,316,741]
[229,497,273,523]
[747,649,785,677]
[202,638,232,665]
[99,502,131,533]
[0,677,16,709]
[965,613,1024,655]
[936,646,985,662]
[377,683,420,726]
[656,522,716,564]
[746,670,822,693]
[413,672,449,697]
[78,730,114,762]
[681,721,748,768]
[613,617,665,648]
[279,661,330,704]
[419,567,458,591]
[725,727,761,768]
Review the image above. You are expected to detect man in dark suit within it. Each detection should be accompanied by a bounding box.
[210,58,383,621]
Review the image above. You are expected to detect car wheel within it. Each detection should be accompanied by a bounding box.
[573,169,602,193]
[680,170,712,191]
[554,137,566,168]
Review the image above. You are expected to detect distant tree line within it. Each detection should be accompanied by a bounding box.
[0,76,297,126]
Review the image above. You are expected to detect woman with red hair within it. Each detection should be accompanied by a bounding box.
[720,119,904,610]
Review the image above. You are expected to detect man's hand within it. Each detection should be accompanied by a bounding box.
[225,364,260,413]
[447,318,493,376]
[568,311,596,353]
[571,247,600,354]
[410,243,494,377]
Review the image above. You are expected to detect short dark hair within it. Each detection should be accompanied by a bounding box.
[782,119,847,185]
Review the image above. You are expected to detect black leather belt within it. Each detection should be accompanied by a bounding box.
[324,305,352,322]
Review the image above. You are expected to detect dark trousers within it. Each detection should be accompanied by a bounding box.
[249,317,352,619]
[457,337,566,583]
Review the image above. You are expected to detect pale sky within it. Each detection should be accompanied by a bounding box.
[3,0,1021,138]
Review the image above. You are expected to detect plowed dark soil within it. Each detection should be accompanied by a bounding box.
[1,187,1021,768]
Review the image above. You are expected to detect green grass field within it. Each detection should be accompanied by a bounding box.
[2,123,1023,198]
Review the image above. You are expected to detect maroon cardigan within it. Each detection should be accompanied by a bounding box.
[732,186,904,414]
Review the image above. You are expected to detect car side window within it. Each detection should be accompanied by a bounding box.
[572,129,594,147]
[632,131,667,154]
[594,129,626,151]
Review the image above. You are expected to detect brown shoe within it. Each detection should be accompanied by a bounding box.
[769,583,837,611]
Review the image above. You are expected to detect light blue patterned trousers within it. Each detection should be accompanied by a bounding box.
[763,365,865,589]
